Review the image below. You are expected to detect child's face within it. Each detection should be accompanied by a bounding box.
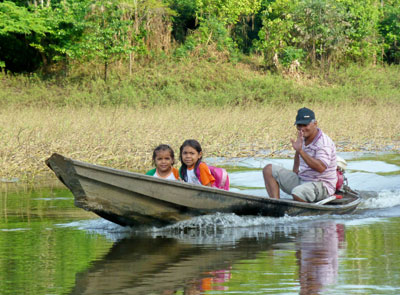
[181,146,202,168]
[155,150,174,173]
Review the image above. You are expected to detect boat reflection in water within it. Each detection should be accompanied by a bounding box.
[69,219,344,295]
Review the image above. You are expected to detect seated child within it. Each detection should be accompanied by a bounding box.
[146,144,179,180]
[179,139,215,187]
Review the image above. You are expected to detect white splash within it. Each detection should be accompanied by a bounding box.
[149,213,338,236]
[359,190,400,209]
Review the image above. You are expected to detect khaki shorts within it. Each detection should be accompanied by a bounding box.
[271,165,329,202]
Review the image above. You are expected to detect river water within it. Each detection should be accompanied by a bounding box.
[1,152,400,295]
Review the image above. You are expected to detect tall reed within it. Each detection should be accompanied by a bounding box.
[1,103,399,182]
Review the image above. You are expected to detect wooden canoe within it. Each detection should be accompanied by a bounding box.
[45,153,361,227]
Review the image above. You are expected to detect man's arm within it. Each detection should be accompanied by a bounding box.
[291,130,327,173]
[298,149,326,173]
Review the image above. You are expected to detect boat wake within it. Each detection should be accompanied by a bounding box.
[58,200,400,242]
[358,189,400,209]
[57,186,400,242]
[57,183,400,241]
[157,213,316,232]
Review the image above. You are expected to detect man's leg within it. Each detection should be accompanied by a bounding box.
[292,182,328,203]
[292,194,307,202]
[263,164,280,199]
[263,164,301,199]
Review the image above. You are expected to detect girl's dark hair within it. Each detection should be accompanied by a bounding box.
[152,144,175,166]
[179,139,203,182]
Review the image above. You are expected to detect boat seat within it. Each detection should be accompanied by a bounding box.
[315,194,344,205]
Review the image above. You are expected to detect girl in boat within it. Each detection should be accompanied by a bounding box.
[146,144,179,180]
[179,139,215,187]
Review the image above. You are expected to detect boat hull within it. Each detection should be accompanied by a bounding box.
[45,153,361,227]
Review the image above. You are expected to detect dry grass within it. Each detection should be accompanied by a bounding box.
[1,103,399,182]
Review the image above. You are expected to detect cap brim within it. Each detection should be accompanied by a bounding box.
[295,119,312,125]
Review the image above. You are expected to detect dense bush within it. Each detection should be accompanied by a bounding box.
[0,0,399,77]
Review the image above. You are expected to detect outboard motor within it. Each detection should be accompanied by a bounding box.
[336,156,347,191]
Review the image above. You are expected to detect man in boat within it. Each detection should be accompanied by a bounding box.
[263,107,337,202]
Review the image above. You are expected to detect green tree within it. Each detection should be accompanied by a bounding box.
[30,0,90,74]
[253,0,297,70]
[338,0,382,64]
[76,0,133,81]
[292,0,351,68]
[379,0,400,64]
[255,0,384,70]
[0,1,49,72]
[175,0,261,58]
[0,0,89,74]
[195,0,261,25]
[119,0,174,74]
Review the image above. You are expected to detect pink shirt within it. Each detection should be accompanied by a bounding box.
[298,129,337,195]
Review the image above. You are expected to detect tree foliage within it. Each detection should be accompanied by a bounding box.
[195,0,261,25]
[0,0,399,76]
[76,0,133,81]
[379,0,400,64]
[0,1,50,72]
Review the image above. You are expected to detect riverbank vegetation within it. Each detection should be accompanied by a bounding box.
[1,99,399,182]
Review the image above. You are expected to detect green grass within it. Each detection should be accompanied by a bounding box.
[1,60,400,107]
